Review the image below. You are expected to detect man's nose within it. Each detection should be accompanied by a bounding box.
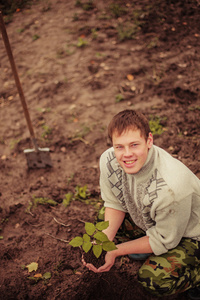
[124,147,132,156]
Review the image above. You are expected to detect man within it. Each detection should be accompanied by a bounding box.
[84,109,200,298]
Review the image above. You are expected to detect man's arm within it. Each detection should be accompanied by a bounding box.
[103,207,125,241]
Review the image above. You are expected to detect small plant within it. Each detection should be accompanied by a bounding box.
[149,116,165,135]
[26,196,57,214]
[75,185,90,200]
[62,192,73,208]
[32,34,40,41]
[115,93,124,103]
[82,0,94,11]
[76,37,88,48]
[69,221,117,258]
[91,28,98,39]
[41,124,53,139]
[117,23,138,41]
[109,3,127,18]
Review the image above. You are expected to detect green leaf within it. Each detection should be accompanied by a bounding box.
[102,241,117,252]
[95,221,109,231]
[69,236,83,247]
[83,234,90,242]
[0,236,3,240]
[26,262,38,272]
[43,272,51,280]
[62,192,73,207]
[85,222,96,235]
[82,241,92,253]
[95,239,102,245]
[94,231,109,242]
[92,244,102,258]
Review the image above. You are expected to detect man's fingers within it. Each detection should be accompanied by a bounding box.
[85,263,98,273]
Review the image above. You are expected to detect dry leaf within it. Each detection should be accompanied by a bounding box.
[34,273,43,278]
[127,74,134,81]
[26,262,38,273]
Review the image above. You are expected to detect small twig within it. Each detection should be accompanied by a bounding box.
[71,137,89,145]
[53,217,70,227]
[45,232,69,243]
[69,217,86,223]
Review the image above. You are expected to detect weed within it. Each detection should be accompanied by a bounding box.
[82,0,94,11]
[75,0,82,7]
[95,52,106,58]
[98,12,111,20]
[117,23,138,41]
[72,125,91,140]
[147,37,159,49]
[76,37,88,48]
[26,196,57,214]
[115,93,124,103]
[62,192,73,208]
[69,221,117,258]
[17,28,25,33]
[189,106,200,111]
[32,34,40,41]
[41,124,53,139]
[37,107,51,113]
[109,3,127,18]
[91,28,98,39]
[1,218,8,224]
[149,116,165,135]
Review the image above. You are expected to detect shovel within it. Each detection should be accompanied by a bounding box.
[0,11,52,169]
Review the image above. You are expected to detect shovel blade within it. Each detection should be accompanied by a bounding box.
[24,148,53,169]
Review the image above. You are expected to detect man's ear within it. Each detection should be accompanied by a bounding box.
[147,132,153,149]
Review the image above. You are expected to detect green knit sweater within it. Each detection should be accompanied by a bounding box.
[100,145,200,255]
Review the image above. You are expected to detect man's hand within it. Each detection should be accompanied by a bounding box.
[82,250,117,273]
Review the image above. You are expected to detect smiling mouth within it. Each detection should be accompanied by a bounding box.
[124,160,136,165]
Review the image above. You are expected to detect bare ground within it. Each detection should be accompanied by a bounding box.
[0,0,200,299]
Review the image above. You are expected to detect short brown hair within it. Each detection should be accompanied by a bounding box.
[108,109,150,142]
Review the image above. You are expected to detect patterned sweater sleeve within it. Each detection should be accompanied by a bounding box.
[146,193,193,255]
[99,149,127,212]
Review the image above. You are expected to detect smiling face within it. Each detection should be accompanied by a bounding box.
[112,128,153,174]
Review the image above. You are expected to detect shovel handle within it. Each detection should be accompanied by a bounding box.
[0,11,35,140]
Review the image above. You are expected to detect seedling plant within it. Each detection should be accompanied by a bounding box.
[69,221,117,258]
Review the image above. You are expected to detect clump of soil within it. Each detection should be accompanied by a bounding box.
[0,0,199,299]
[83,248,107,269]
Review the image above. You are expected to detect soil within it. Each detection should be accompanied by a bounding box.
[0,0,200,299]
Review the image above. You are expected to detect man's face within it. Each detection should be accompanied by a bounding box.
[112,128,153,174]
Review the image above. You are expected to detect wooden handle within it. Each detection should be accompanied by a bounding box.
[0,11,35,139]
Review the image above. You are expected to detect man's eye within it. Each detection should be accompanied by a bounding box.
[131,144,138,147]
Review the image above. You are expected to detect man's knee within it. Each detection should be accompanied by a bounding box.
[138,263,175,297]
